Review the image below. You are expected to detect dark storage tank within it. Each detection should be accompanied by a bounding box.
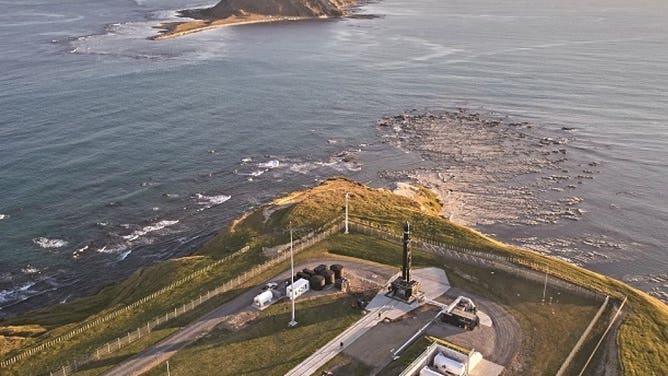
[314,264,327,275]
[310,275,326,290]
[296,272,310,281]
[330,264,344,279]
[321,270,335,285]
[302,268,315,277]
[335,277,349,292]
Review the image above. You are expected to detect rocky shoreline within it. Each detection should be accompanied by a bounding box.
[151,0,357,40]
[378,109,595,228]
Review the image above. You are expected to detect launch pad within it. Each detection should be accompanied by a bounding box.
[388,222,422,303]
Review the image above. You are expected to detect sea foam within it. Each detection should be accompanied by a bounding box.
[258,160,280,169]
[195,193,231,211]
[0,282,36,305]
[122,220,180,242]
[32,237,68,249]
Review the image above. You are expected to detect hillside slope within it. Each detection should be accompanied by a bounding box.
[180,0,354,20]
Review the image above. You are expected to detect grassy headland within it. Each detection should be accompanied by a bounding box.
[0,178,666,375]
[151,0,355,40]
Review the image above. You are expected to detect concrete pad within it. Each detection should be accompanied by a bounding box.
[470,359,505,376]
[477,311,493,327]
[367,268,450,320]
[286,268,451,376]
[411,268,450,300]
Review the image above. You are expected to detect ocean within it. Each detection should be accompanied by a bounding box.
[1,0,667,316]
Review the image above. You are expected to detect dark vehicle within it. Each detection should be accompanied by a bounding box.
[441,309,479,330]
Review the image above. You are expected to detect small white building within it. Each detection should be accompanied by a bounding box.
[400,341,489,376]
[287,278,310,300]
[253,290,274,308]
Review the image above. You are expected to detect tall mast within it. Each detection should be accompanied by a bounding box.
[288,221,297,327]
[344,192,349,234]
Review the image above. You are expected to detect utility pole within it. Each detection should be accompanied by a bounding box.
[344,192,349,234]
[166,360,170,376]
[288,221,298,327]
[542,267,549,305]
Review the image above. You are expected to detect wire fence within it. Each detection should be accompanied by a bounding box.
[348,219,604,300]
[43,219,344,376]
[2,219,343,376]
[5,215,608,375]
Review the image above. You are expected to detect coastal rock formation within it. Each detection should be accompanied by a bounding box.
[152,0,356,39]
[180,0,354,20]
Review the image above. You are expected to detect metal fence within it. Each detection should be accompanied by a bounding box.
[348,219,604,300]
[5,215,608,375]
[2,219,343,376]
[43,219,344,376]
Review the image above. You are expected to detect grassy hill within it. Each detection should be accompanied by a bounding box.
[1,178,666,375]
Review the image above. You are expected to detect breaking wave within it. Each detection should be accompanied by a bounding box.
[258,160,280,169]
[121,220,180,242]
[95,244,128,254]
[195,193,231,211]
[0,282,36,306]
[32,237,68,249]
[72,245,89,259]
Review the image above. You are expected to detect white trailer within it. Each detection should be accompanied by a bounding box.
[253,290,274,308]
[287,278,309,300]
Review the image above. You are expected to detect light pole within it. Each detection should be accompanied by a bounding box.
[288,221,298,327]
[344,192,349,234]
[542,267,549,305]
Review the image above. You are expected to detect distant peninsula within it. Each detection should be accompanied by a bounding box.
[151,0,356,40]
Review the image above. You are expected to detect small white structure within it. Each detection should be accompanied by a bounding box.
[287,278,310,300]
[253,290,274,308]
[432,353,465,376]
[399,342,490,376]
[418,366,443,376]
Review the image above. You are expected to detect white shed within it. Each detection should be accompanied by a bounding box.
[253,290,273,308]
[433,352,465,376]
[286,278,310,300]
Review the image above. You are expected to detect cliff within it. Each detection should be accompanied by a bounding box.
[180,0,355,20]
[151,0,356,40]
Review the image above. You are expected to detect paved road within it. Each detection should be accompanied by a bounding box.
[101,257,395,376]
[285,267,451,376]
[101,287,259,376]
[284,305,387,376]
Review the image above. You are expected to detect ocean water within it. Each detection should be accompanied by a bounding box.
[1,0,667,315]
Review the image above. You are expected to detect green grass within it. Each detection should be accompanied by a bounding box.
[317,353,374,376]
[325,233,602,375]
[71,327,179,376]
[143,295,364,376]
[0,250,268,375]
[1,178,666,375]
[378,336,431,376]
